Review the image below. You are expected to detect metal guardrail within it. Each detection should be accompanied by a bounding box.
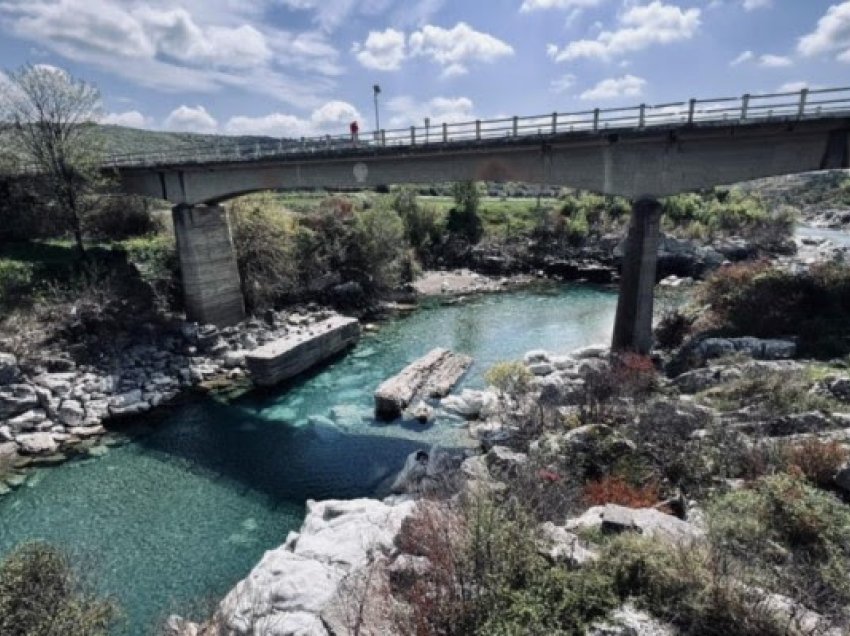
[101,86,850,169]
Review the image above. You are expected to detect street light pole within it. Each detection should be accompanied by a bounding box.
[373,84,381,132]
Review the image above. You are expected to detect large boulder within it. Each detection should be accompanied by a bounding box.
[0,384,38,419]
[537,522,597,566]
[0,353,19,385]
[16,432,59,455]
[566,504,704,544]
[217,497,415,636]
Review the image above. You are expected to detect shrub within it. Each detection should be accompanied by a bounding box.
[700,261,850,357]
[119,233,179,311]
[350,206,405,293]
[784,439,849,489]
[0,542,119,636]
[84,196,160,240]
[583,475,663,508]
[485,360,534,396]
[709,473,850,617]
[395,499,617,636]
[0,259,35,305]
[447,181,483,244]
[654,309,695,349]
[392,187,443,256]
[230,199,297,311]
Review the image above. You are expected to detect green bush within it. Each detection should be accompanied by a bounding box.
[230,199,297,311]
[447,181,483,244]
[485,360,534,396]
[0,542,119,636]
[391,187,443,256]
[708,474,850,616]
[350,205,405,293]
[119,233,179,311]
[0,259,35,305]
[84,196,160,240]
[700,261,850,357]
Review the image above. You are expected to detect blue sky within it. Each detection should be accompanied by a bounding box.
[1,0,849,137]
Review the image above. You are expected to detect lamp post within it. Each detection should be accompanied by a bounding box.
[424,117,430,143]
[373,84,381,132]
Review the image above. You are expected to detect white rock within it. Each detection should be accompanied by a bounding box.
[523,350,550,364]
[572,344,609,359]
[528,362,555,376]
[58,399,85,427]
[7,409,47,432]
[16,432,59,455]
[566,504,703,544]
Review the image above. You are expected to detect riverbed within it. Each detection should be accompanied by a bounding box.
[0,284,618,634]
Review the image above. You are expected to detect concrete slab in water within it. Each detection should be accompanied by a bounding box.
[246,317,361,387]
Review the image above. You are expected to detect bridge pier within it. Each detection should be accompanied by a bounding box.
[612,197,662,355]
[172,204,245,327]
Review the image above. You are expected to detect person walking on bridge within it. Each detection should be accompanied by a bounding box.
[350,120,359,146]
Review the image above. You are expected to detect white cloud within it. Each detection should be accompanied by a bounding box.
[799,1,850,62]
[550,73,577,93]
[101,110,150,128]
[353,28,407,71]
[548,1,700,62]
[386,95,475,128]
[409,22,514,77]
[778,81,809,93]
[730,50,754,66]
[223,100,361,137]
[580,75,646,100]
[742,0,771,10]
[520,0,605,12]
[164,105,218,134]
[758,53,792,67]
[0,0,340,108]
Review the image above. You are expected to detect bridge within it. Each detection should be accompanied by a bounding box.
[110,87,850,353]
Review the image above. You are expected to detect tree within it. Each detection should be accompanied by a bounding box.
[1,65,105,258]
[447,181,483,244]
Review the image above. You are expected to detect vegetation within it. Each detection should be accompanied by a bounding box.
[1,65,107,258]
[698,261,850,357]
[0,542,119,636]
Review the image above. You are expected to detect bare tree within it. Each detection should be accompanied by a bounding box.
[1,64,105,258]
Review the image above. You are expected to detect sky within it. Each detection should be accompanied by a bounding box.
[1,0,850,137]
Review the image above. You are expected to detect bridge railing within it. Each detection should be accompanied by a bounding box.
[98,86,850,169]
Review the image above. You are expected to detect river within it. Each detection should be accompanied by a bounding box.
[0,284,618,634]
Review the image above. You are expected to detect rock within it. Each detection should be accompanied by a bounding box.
[16,432,59,455]
[223,350,246,369]
[7,409,47,433]
[34,373,76,397]
[216,497,415,635]
[109,389,146,417]
[766,411,834,437]
[834,461,850,495]
[58,399,85,427]
[676,337,796,372]
[538,522,598,566]
[390,449,430,494]
[528,362,555,376]
[485,446,528,478]
[572,344,608,359]
[0,384,38,419]
[524,350,550,364]
[409,401,434,423]
[68,425,106,438]
[440,389,497,420]
[0,425,12,441]
[674,366,743,394]
[566,504,704,543]
[0,353,19,384]
[375,348,472,420]
[828,377,850,402]
[588,603,675,636]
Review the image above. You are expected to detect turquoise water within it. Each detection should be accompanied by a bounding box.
[0,285,617,634]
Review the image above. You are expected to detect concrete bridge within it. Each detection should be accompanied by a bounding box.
[112,87,850,353]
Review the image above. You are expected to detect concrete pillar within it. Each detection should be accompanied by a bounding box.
[612,197,662,354]
[172,204,245,327]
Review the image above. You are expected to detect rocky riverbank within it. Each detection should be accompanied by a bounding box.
[0,307,350,486]
[168,333,850,635]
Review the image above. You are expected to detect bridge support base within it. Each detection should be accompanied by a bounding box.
[612,197,662,355]
[173,204,245,327]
